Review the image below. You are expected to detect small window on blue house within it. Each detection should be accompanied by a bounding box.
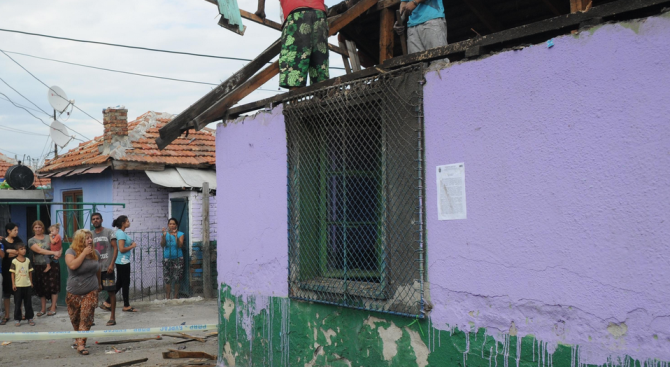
[284,66,426,317]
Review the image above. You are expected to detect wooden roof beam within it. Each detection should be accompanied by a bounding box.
[570,0,592,12]
[238,8,349,56]
[188,0,380,130]
[463,0,504,33]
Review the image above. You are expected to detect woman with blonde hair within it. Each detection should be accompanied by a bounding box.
[64,229,101,355]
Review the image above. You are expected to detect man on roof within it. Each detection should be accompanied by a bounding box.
[274,0,330,89]
[400,0,448,56]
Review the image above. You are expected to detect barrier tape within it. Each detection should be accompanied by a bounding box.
[0,323,218,341]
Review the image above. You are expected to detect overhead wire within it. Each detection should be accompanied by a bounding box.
[0,76,52,116]
[0,27,346,70]
[0,50,104,125]
[0,124,49,137]
[0,89,89,141]
[0,49,282,93]
[0,94,45,114]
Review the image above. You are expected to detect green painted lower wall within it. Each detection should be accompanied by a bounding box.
[218,285,668,367]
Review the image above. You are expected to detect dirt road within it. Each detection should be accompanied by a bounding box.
[0,297,219,366]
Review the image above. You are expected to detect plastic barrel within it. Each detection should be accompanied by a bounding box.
[6,164,35,189]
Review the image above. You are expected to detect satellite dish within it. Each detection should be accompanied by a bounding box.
[47,86,71,113]
[50,119,71,148]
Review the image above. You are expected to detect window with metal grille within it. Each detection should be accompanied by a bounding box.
[285,66,426,317]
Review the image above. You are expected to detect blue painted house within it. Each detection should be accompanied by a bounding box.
[38,107,218,298]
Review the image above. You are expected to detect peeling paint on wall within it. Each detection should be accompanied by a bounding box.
[218,284,670,367]
[216,11,670,367]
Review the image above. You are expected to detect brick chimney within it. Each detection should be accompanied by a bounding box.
[100,106,130,157]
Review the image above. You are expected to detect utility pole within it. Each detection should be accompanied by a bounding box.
[202,182,212,299]
[53,110,58,158]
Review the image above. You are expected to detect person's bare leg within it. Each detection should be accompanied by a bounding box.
[165,284,171,300]
[109,293,116,323]
[50,294,58,313]
[174,284,181,299]
[40,297,47,314]
[255,0,266,19]
[3,298,10,320]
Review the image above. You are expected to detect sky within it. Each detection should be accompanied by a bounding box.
[0,0,345,169]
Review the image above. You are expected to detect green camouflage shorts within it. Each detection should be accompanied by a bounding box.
[279,9,329,88]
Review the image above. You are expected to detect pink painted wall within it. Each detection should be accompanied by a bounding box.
[424,15,670,363]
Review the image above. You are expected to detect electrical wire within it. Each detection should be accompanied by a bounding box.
[0,49,283,93]
[0,89,89,141]
[0,76,52,116]
[0,27,345,70]
[0,94,45,114]
[0,124,49,136]
[0,50,104,125]
[0,146,20,156]
[37,136,52,168]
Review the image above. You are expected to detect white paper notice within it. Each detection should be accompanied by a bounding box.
[437,163,466,220]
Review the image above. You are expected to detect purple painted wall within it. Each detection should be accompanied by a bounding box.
[216,108,288,297]
[424,15,670,363]
[215,14,670,365]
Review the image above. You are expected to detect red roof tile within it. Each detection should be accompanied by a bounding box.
[0,152,50,187]
[39,111,216,173]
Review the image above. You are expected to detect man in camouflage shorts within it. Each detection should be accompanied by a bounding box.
[279,7,329,89]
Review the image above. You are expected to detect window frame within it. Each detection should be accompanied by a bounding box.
[62,190,83,242]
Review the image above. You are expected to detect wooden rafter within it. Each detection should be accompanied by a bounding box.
[379,8,395,62]
[238,8,349,56]
[158,0,376,148]
[187,0,380,131]
[570,0,592,12]
[222,0,670,119]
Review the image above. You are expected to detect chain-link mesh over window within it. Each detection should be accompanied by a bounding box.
[284,66,426,317]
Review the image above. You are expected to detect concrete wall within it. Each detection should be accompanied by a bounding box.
[215,13,670,367]
[112,170,169,232]
[190,190,217,243]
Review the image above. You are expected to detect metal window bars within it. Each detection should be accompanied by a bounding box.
[284,65,426,317]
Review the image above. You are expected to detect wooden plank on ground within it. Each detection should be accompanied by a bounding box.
[107,358,149,367]
[95,335,162,345]
[379,8,395,62]
[162,350,217,360]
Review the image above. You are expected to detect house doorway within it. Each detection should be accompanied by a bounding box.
[170,197,190,297]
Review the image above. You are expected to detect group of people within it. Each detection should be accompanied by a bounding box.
[275,0,447,89]
[0,214,186,356]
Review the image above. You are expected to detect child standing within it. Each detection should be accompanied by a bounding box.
[44,224,62,273]
[10,243,34,326]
